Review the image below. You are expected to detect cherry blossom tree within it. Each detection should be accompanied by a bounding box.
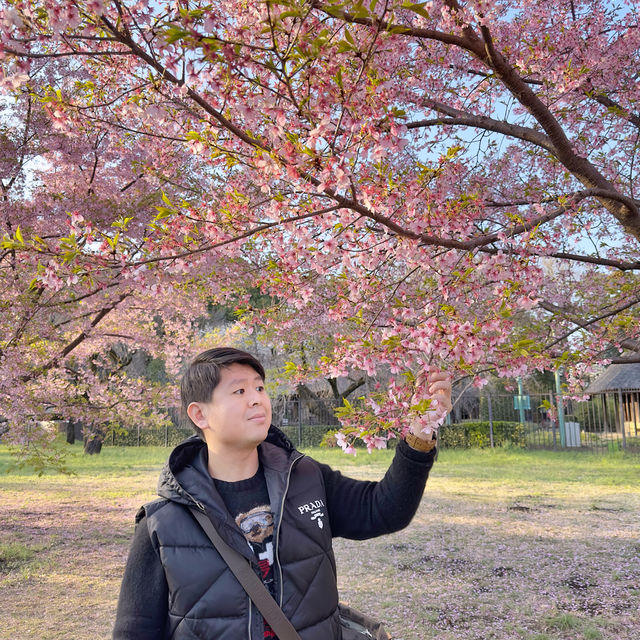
[1,0,640,454]
[0,85,214,463]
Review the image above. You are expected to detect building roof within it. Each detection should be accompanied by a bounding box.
[586,363,640,393]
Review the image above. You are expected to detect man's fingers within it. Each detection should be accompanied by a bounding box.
[428,380,451,393]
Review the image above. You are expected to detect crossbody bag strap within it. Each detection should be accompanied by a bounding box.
[188,506,302,640]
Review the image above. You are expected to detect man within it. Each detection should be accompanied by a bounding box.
[113,347,451,639]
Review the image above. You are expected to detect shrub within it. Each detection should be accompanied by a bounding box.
[439,421,527,448]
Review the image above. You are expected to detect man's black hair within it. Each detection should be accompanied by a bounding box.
[180,347,266,439]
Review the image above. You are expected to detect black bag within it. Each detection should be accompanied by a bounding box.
[189,506,391,639]
[338,602,391,640]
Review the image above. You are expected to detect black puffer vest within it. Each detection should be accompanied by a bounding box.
[142,430,341,639]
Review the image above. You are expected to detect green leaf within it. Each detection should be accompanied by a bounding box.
[154,207,173,221]
[112,216,133,230]
[334,67,344,90]
[336,40,354,54]
[351,3,371,19]
[387,25,411,34]
[401,1,431,19]
[107,232,120,251]
[280,9,303,19]
[161,192,174,208]
[163,25,190,44]
[411,399,433,413]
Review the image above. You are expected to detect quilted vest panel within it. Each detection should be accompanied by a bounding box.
[144,455,341,640]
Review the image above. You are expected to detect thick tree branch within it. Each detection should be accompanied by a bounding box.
[546,252,640,271]
[477,245,640,271]
[487,190,640,209]
[310,1,469,47]
[334,377,366,399]
[467,14,640,237]
[610,355,640,363]
[409,100,556,155]
[610,336,640,363]
[310,0,640,239]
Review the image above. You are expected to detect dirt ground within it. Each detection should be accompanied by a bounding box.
[1,454,638,640]
[334,468,640,640]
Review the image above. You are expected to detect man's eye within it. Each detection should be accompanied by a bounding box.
[257,386,265,392]
[234,388,245,394]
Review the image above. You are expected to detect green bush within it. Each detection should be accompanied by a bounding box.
[439,421,527,448]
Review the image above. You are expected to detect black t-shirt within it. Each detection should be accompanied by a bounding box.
[214,466,276,639]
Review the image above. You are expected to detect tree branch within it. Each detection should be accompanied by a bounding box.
[19,294,129,383]
[408,100,556,155]
[310,1,469,47]
[98,14,269,153]
[540,297,640,351]
[3,46,134,58]
[585,86,640,132]
[126,206,342,267]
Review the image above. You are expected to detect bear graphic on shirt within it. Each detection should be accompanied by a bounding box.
[235,505,274,544]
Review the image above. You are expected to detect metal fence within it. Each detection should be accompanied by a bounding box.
[106,389,640,454]
[452,389,640,454]
[107,396,341,449]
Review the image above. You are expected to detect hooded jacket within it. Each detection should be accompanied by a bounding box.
[113,427,436,640]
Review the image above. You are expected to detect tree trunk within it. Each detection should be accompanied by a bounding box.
[83,432,104,455]
[296,384,340,425]
[65,420,75,445]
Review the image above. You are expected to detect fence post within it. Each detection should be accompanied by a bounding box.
[617,388,627,450]
[297,397,303,449]
[487,394,494,448]
[517,378,526,424]
[554,369,566,448]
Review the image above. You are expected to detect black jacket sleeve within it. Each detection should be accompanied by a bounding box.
[318,439,436,540]
[112,513,169,640]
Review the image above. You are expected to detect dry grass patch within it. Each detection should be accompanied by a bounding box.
[330,449,640,640]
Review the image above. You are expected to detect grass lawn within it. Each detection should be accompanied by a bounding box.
[1,443,638,640]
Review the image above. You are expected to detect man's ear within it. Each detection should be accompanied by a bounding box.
[187,402,208,430]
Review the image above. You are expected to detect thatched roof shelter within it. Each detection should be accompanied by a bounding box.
[586,363,640,393]
[584,364,640,441]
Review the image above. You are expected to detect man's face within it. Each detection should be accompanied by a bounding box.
[194,363,272,452]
